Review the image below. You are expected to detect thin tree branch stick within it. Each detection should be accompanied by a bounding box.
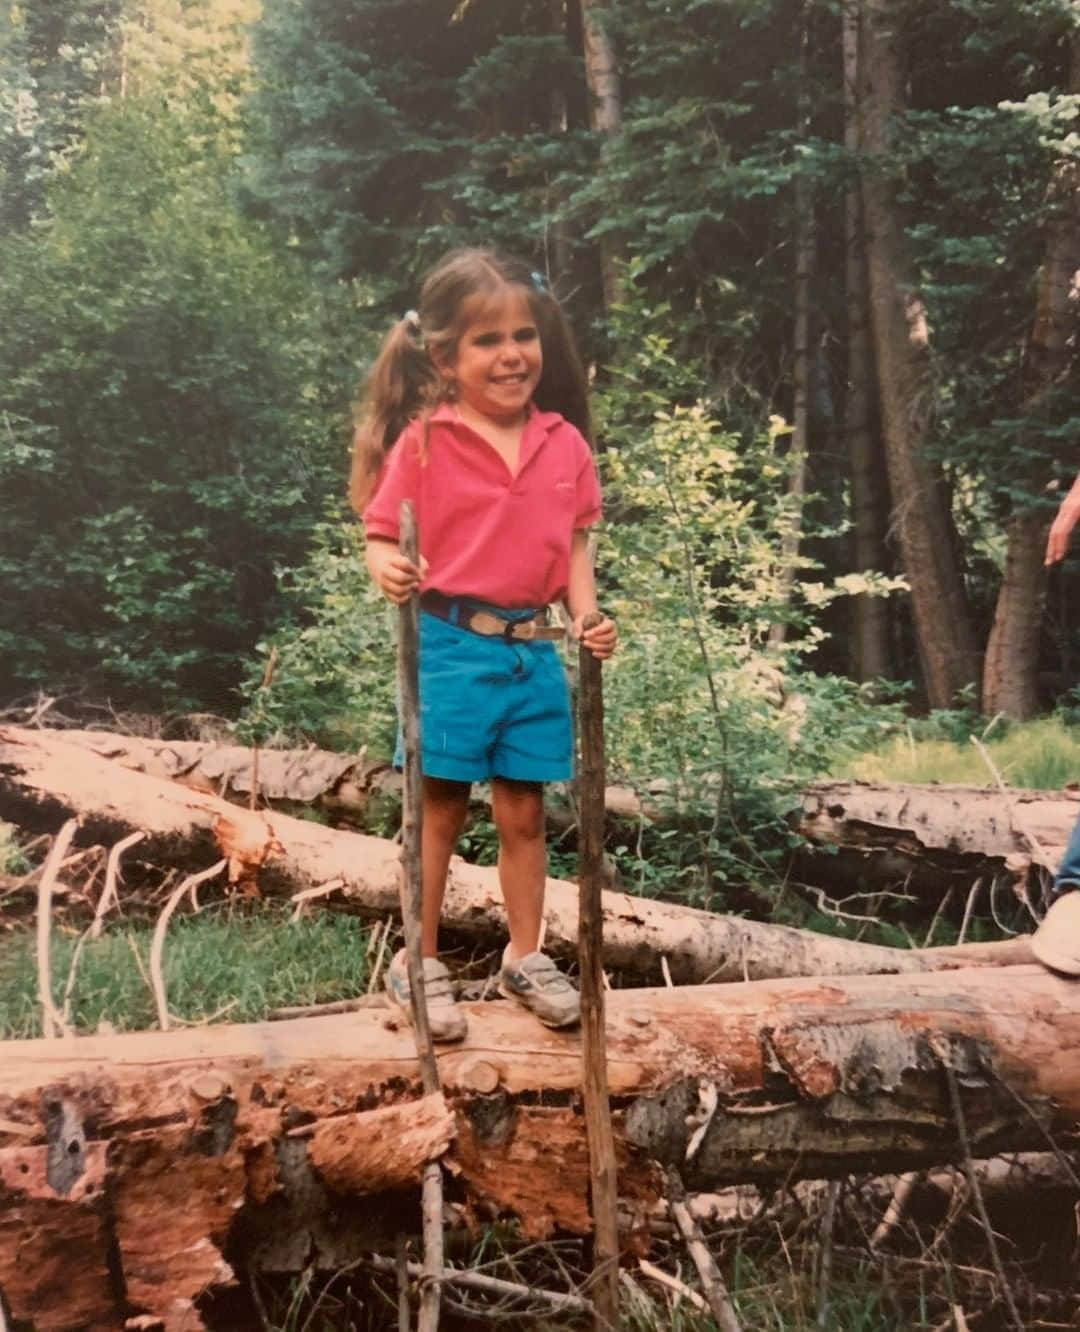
[637,1259,708,1313]
[666,1167,743,1332]
[267,994,388,1021]
[366,1253,594,1316]
[815,1178,841,1329]
[368,916,393,994]
[36,819,79,1039]
[289,878,345,921]
[397,500,443,1332]
[931,1035,1025,1332]
[578,609,620,1332]
[148,859,227,1031]
[90,830,145,939]
[396,1233,411,1332]
[869,1171,918,1250]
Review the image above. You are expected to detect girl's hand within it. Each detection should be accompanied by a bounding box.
[572,612,618,660]
[366,541,428,604]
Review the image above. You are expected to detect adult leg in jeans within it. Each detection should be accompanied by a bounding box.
[1032,811,1080,975]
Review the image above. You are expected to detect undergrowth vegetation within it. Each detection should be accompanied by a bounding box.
[0,900,370,1040]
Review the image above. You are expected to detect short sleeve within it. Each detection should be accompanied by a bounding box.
[574,436,602,529]
[362,424,422,541]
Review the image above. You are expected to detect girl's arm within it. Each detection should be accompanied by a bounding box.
[1046,473,1080,565]
[567,529,617,659]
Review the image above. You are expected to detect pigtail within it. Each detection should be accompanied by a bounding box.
[531,294,593,448]
[349,314,440,514]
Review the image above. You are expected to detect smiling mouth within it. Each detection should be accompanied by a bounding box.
[491,374,528,385]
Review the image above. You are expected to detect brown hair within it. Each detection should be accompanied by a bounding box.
[349,248,592,513]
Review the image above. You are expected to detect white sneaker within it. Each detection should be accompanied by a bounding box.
[1031,892,1080,977]
[385,948,467,1042]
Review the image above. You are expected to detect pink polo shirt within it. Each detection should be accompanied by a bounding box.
[363,403,601,607]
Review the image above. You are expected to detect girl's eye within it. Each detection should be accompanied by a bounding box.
[514,328,539,343]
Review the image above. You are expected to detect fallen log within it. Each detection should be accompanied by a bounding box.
[796,779,1078,894]
[0,725,1033,984]
[41,730,1080,897]
[1,966,1078,1330]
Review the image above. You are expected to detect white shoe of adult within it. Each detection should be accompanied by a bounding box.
[1031,892,1080,977]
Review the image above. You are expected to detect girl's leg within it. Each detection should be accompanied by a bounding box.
[491,777,546,958]
[421,776,471,957]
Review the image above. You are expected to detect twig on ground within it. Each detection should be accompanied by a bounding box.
[870,1171,918,1250]
[289,878,345,922]
[267,995,388,1021]
[988,873,1021,936]
[365,1253,594,1317]
[661,955,674,988]
[923,887,955,947]
[148,859,227,1031]
[637,1258,708,1312]
[666,1167,743,1332]
[957,877,983,945]
[368,917,393,994]
[91,831,145,939]
[36,819,79,1038]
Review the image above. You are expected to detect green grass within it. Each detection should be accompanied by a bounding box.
[0,901,371,1039]
[832,715,1080,789]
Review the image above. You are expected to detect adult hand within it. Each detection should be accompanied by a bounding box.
[573,612,618,660]
[1045,503,1079,566]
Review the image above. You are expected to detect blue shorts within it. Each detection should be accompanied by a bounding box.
[394,608,572,784]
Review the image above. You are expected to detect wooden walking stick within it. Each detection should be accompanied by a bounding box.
[577,610,620,1329]
[397,500,444,1332]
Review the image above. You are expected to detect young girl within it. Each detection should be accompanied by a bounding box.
[351,248,617,1042]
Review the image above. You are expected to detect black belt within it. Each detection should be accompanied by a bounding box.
[420,591,565,642]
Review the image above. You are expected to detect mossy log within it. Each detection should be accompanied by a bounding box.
[2,966,1079,1330]
[0,726,1032,984]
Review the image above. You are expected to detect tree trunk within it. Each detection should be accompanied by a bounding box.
[579,0,625,310]
[2,967,1078,1329]
[0,726,1033,983]
[857,0,979,708]
[770,2,815,648]
[843,0,891,682]
[981,32,1080,718]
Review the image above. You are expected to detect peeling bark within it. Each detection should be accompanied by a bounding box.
[0,727,1031,983]
[797,779,1077,893]
[1,967,1079,1329]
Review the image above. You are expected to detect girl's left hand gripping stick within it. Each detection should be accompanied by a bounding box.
[396,500,439,1090]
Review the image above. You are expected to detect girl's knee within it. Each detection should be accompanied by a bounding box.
[423,777,471,837]
[492,779,545,844]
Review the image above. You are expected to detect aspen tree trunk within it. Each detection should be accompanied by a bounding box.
[843,0,891,683]
[579,0,625,311]
[981,31,1080,718]
[857,0,979,708]
[770,2,815,649]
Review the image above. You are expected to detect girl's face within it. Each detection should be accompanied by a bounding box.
[444,286,542,426]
